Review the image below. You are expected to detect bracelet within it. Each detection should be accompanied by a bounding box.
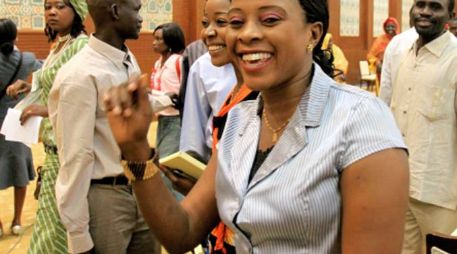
[121,149,159,182]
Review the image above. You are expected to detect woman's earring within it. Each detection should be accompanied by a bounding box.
[306,43,314,53]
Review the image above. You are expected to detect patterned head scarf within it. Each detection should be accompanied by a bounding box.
[68,0,88,20]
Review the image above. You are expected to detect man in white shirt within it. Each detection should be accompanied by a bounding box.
[388,0,457,253]
[48,0,160,253]
[379,5,418,105]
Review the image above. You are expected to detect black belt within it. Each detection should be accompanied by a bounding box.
[44,144,58,154]
[91,175,129,185]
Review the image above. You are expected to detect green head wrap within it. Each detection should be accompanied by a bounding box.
[68,0,88,20]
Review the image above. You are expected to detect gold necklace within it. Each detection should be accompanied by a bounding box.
[262,107,290,143]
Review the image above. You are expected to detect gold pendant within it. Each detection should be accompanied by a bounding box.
[272,132,278,143]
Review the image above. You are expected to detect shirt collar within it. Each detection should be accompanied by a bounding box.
[413,31,453,57]
[296,64,333,127]
[255,63,332,128]
[88,34,131,69]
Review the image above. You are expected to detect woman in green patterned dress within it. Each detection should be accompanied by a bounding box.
[6,0,89,253]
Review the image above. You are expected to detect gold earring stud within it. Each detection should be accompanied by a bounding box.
[306,43,314,52]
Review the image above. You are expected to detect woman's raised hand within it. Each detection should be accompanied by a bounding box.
[104,74,153,160]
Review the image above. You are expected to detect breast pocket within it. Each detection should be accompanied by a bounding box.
[416,85,455,121]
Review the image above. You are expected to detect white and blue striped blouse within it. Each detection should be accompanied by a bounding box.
[215,64,406,253]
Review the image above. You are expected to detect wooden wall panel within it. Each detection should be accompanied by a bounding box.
[16,30,50,61]
[17,1,456,84]
[329,0,405,84]
[15,1,204,76]
[173,0,205,43]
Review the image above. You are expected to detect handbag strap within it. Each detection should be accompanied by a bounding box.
[0,52,23,99]
[175,56,181,82]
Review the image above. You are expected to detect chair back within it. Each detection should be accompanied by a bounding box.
[426,233,457,254]
[359,60,371,76]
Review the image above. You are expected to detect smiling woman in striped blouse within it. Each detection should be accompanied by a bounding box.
[103,0,410,253]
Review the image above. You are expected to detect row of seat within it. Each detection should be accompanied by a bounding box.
[426,229,457,254]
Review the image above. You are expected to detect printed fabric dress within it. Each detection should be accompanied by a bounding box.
[28,34,88,254]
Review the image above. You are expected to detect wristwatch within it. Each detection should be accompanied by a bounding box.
[121,149,160,182]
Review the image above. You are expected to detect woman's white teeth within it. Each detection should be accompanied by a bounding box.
[242,53,272,62]
[208,45,225,51]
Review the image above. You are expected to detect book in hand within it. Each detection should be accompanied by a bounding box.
[159,151,206,179]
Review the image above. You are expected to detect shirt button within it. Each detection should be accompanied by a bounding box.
[402,133,406,137]
[408,88,412,91]
[403,111,407,114]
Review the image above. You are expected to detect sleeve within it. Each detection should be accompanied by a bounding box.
[367,37,382,63]
[339,96,407,170]
[149,90,174,113]
[54,76,97,253]
[24,52,43,72]
[379,41,394,105]
[33,59,42,71]
[179,61,212,162]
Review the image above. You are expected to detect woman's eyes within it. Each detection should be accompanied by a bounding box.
[229,17,244,28]
[228,15,281,28]
[216,19,228,27]
[201,20,209,28]
[261,17,280,25]
[201,18,228,28]
[44,3,67,10]
[259,12,282,25]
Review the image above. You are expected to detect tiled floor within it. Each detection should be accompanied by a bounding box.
[0,144,42,254]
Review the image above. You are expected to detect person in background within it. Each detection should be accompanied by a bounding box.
[48,0,161,253]
[150,23,185,159]
[150,22,186,200]
[0,18,42,237]
[321,33,348,83]
[379,5,418,105]
[388,0,457,253]
[179,0,238,163]
[449,17,457,36]
[367,17,399,78]
[103,0,409,253]
[6,0,88,253]
[176,39,208,117]
[176,0,258,252]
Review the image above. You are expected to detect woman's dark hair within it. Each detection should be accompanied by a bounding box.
[154,23,186,54]
[0,18,18,56]
[44,0,86,42]
[299,0,334,76]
